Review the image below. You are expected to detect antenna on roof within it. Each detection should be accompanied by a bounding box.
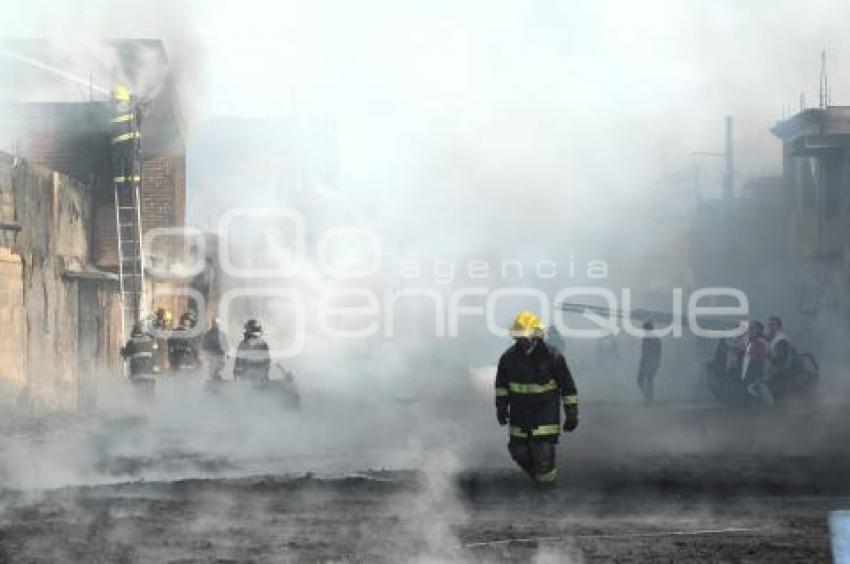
[819,49,830,108]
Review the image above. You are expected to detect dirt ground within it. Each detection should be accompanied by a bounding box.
[0,459,842,563]
[0,395,847,562]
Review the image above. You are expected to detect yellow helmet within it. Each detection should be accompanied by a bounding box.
[112,84,131,101]
[162,309,173,323]
[509,310,545,338]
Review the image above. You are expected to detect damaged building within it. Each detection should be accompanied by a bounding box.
[0,39,219,410]
[681,101,850,354]
[772,106,850,322]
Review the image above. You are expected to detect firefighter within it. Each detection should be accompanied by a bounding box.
[495,311,578,484]
[150,308,172,372]
[152,307,172,331]
[637,320,662,404]
[121,320,158,399]
[202,317,230,381]
[167,310,202,373]
[233,319,271,382]
[110,84,141,187]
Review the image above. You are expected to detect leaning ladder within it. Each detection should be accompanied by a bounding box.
[114,178,146,338]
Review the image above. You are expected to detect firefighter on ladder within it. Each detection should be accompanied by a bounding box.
[495,311,579,484]
[110,84,141,188]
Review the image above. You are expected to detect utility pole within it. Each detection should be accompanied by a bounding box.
[819,50,830,108]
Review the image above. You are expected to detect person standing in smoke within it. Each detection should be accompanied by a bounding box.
[150,307,172,372]
[765,315,799,402]
[637,320,662,405]
[167,310,203,373]
[121,320,158,400]
[742,320,770,402]
[233,319,271,382]
[202,317,230,381]
[495,311,579,484]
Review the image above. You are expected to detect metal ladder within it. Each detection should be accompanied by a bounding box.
[114,179,146,338]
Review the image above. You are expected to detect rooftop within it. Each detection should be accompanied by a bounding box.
[0,38,185,151]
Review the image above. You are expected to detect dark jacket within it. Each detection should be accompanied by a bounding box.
[233,334,271,381]
[202,326,229,356]
[122,334,157,377]
[167,327,202,369]
[495,340,578,441]
[768,333,799,378]
[639,336,662,376]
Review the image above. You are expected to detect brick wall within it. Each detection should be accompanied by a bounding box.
[91,153,186,268]
[1,103,112,190]
[141,153,185,231]
[2,103,187,271]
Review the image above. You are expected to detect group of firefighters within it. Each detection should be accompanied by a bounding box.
[107,84,794,488]
[121,307,803,485]
[120,309,274,392]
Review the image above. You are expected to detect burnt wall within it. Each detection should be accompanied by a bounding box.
[1,102,187,271]
[0,153,122,410]
[0,246,24,400]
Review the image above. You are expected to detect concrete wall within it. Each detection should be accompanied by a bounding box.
[0,246,24,402]
[0,152,122,410]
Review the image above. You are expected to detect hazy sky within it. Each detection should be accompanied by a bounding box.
[2,0,849,257]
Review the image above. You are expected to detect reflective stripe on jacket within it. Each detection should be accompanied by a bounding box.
[234,336,271,380]
[123,335,157,376]
[495,340,578,440]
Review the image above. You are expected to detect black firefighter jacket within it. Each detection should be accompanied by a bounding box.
[233,335,271,381]
[495,340,578,442]
[122,334,157,377]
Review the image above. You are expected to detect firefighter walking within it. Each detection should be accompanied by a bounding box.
[495,311,578,484]
[202,317,230,381]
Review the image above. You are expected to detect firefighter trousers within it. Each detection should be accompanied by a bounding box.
[508,437,557,483]
[637,365,658,404]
